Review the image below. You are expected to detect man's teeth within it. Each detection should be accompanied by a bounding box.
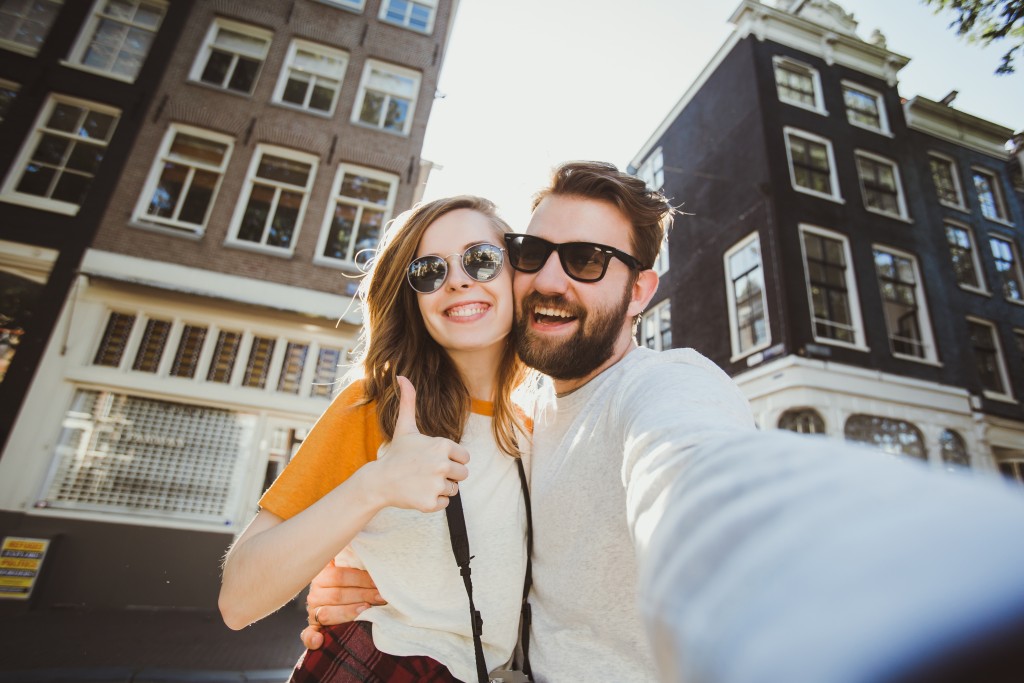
[448,305,487,318]
[535,306,572,318]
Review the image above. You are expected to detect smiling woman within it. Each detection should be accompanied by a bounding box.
[218,195,533,683]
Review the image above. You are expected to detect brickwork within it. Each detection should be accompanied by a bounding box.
[91,0,454,296]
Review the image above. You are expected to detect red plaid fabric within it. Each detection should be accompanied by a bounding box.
[289,621,463,683]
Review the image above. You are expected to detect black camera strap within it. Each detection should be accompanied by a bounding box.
[445,456,533,683]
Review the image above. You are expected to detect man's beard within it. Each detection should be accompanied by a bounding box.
[513,287,632,381]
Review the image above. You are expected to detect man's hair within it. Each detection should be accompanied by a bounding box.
[532,160,674,269]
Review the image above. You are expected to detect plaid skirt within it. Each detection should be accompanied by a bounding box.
[289,621,463,683]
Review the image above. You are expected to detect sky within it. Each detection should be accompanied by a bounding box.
[418,0,1024,231]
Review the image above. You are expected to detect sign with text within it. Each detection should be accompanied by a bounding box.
[0,536,50,600]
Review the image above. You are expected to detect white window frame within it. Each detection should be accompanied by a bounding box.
[971,166,1012,225]
[855,150,909,220]
[944,220,987,294]
[272,39,348,116]
[652,236,669,276]
[0,93,120,216]
[784,127,842,203]
[966,317,1013,402]
[226,144,318,256]
[841,80,890,135]
[318,0,365,11]
[990,234,1024,304]
[725,232,771,360]
[314,163,399,267]
[636,147,664,191]
[871,245,938,363]
[351,59,421,135]
[773,56,827,115]
[799,224,867,350]
[928,152,966,210]
[132,124,234,236]
[188,17,272,95]
[65,0,167,83]
[640,299,672,351]
[0,0,63,56]
[378,0,437,34]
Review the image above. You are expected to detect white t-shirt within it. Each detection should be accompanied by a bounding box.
[337,410,528,683]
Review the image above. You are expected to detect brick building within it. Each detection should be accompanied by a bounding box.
[0,0,459,610]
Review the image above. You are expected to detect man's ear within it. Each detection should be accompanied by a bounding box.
[627,269,659,318]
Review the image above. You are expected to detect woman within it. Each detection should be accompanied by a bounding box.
[218,196,531,682]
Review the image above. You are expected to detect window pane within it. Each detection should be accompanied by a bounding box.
[93,312,136,366]
[207,330,240,383]
[243,336,275,389]
[170,324,207,378]
[277,342,308,394]
[844,414,926,459]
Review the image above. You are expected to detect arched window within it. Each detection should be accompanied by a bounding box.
[778,408,825,435]
[843,414,926,460]
[939,429,970,470]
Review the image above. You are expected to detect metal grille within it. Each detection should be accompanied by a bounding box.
[93,312,136,367]
[132,318,171,372]
[243,336,275,388]
[276,342,308,394]
[42,389,257,521]
[170,324,207,378]
[207,329,240,383]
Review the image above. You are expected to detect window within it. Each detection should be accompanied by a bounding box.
[170,324,206,379]
[972,168,1009,223]
[990,236,1024,302]
[725,234,769,357]
[322,0,364,10]
[929,154,964,208]
[0,240,56,385]
[317,165,397,266]
[229,145,317,253]
[310,346,343,398]
[640,300,671,351]
[653,236,669,275]
[379,0,436,33]
[842,81,889,134]
[999,460,1024,485]
[0,95,120,215]
[855,152,907,219]
[134,125,233,235]
[0,0,62,55]
[353,60,420,134]
[873,248,935,361]
[277,341,308,394]
[778,409,825,434]
[273,39,347,115]
[190,18,271,95]
[636,148,664,191]
[0,79,18,122]
[93,312,135,366]
[784,128,840,201]
[67,0,166,81]
[801,227,863,347]
[844,415,926,460]
[131,317,171,372]
[243,335,276,389]
[967,318,1011,399]
[939,430,970,470]
[207,329,241,384]
[944,223,985,291]
[773,56,825,113]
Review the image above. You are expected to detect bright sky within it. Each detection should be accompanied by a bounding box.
[419,0,1024,230]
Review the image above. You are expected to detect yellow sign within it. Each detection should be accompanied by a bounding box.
[0,536,50,600]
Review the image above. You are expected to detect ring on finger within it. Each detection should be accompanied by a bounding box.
[314,606,324,626]
[446,480,457,496]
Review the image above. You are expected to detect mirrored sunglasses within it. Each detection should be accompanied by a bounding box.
[406,243,506,294]
[503,233,645,282]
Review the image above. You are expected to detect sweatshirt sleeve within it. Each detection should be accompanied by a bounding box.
[259,381,385,520]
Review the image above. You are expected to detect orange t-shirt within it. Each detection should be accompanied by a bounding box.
[259,381,384,520]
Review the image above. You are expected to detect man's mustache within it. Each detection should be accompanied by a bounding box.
[518,292,586,320]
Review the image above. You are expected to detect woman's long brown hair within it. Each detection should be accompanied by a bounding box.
[353,195,527,457]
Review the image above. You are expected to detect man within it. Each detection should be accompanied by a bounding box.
[302,162,1024,682]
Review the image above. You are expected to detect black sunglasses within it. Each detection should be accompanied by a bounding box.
[406,243,505,294]
[503,233,645,282]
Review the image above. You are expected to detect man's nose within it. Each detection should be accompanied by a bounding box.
[530,251,569,294]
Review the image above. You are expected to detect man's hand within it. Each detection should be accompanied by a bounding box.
[301,561,386,650]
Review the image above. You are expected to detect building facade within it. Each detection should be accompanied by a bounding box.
[631,0,1024,478]
[0,0,459,610]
